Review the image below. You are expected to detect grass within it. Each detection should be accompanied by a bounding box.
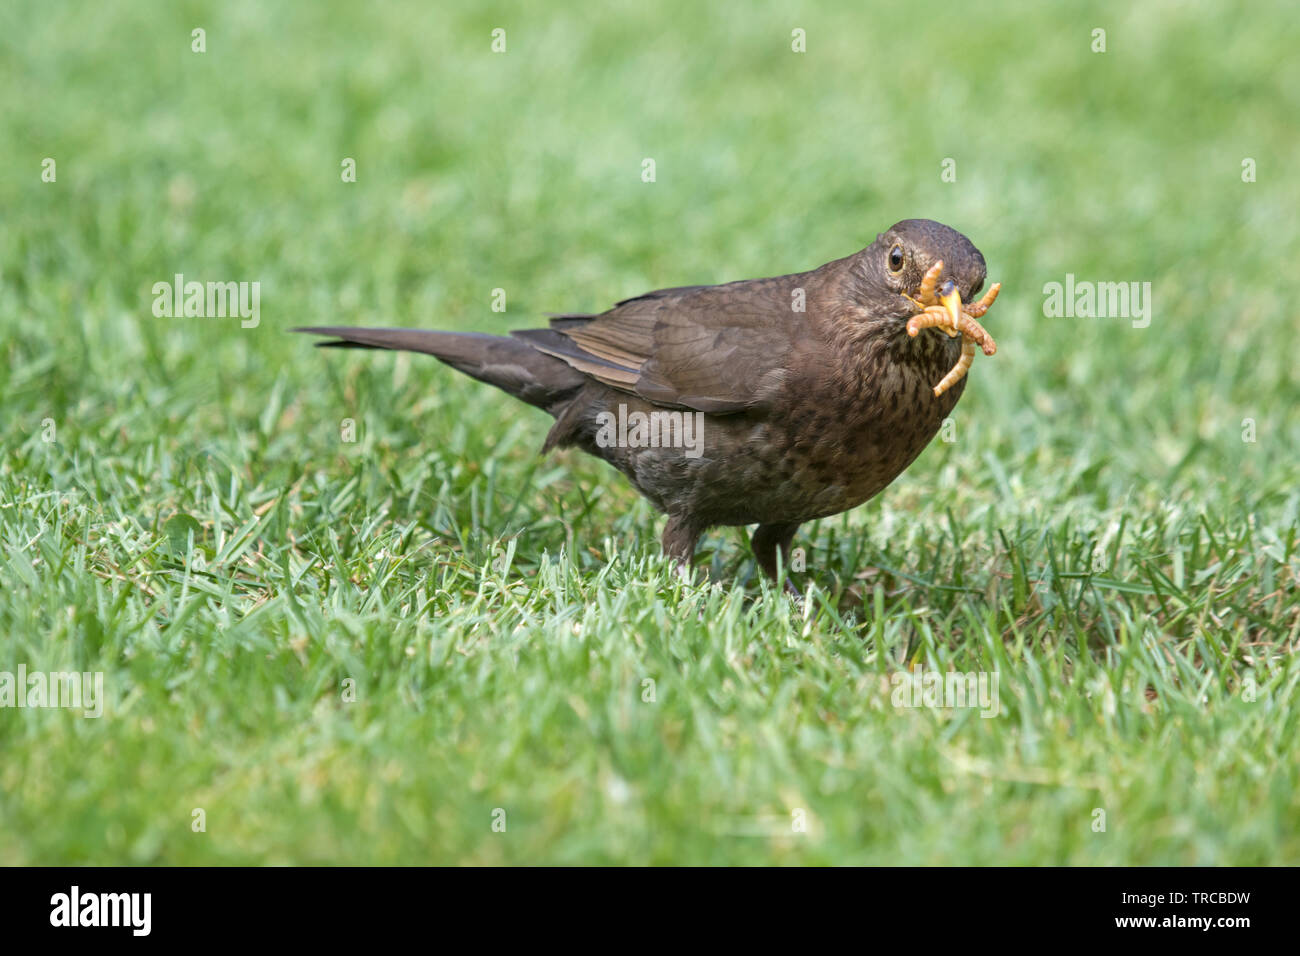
[0,0,1297,864]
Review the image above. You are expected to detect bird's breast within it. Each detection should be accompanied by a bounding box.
[751,328,965,519]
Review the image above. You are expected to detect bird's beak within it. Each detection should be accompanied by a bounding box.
[939,280,963,336]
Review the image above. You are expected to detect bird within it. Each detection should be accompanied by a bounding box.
[296,218,994,595]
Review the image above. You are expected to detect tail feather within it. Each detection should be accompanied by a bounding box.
[293,326,586,413]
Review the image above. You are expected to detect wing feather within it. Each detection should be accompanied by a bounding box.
[519,270,820,413]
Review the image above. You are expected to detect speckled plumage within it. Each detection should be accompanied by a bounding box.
[298,219,991,590]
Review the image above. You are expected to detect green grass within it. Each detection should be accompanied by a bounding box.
[1,0,1297,864]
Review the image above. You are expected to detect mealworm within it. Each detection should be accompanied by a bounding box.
[929,337,978,398]
[907,298,999,398]
[964,282,1002,318]
[907,307,997,356]
[916,260,944,307]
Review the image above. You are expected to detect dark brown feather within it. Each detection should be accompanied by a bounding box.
[296,218,994,589]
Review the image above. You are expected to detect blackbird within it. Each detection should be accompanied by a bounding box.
[297,218,991,593]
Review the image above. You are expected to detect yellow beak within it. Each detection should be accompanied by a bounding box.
[939,287,963,337]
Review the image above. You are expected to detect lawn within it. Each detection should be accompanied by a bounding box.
[0,0,1297,864]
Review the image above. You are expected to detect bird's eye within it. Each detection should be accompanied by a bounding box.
[888,244,904,273]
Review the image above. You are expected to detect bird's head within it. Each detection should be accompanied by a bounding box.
[850,219,987,326]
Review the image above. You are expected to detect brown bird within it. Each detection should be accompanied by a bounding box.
[297,218,995,593]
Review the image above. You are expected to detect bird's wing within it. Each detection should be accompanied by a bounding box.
[514,275,804,414]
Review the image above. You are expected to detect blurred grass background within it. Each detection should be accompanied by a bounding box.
[0,0,1297,864]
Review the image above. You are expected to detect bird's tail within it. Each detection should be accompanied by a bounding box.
[294,327,586,414]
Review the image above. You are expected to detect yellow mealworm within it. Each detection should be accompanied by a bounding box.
[906,300,999,397]
[964,282,1002,318]
[907,307,997,356]
[916,260,944,307]
[929,338,977,397]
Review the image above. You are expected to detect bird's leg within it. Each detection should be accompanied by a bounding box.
[661,514,701,583]
[750,522,803,599]
[962,282,1002,318]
